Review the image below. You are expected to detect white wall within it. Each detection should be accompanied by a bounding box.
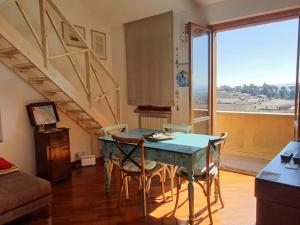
[0,66,91,174]
[111,0,300,128]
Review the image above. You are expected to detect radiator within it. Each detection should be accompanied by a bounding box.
[140,115,169,130]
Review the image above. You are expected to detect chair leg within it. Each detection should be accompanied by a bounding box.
[162,165,165,182]
[146,176,152,193]
[195,180,207,196]
[206,179,213,225]
[118,173,126,208]
[158,172,166,202]
[215,177,224,208]
[209,179,213,198]
[172,176,182,216]
[141,174,147,216]
[125,176,129,199]
[108,162,114,185]
[138,177,142,191]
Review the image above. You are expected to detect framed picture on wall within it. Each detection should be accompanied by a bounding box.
[0,110,3,143]
[62,22,86,48]
[91,29,107,60]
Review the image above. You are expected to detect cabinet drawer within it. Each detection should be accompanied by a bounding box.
[174,153,191,168]
[49,134,68,146]
[148,150,175,165]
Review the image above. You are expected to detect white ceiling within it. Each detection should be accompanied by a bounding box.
[77,0,225,27]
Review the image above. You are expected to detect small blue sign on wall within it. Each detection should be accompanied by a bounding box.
[176,70,189,87]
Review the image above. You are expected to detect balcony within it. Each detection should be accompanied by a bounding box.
[215,111,294,174]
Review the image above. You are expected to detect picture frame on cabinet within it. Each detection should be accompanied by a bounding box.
[26,102,59,127]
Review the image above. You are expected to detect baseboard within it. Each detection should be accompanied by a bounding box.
[71,160,81,169]
[220,165,257,177]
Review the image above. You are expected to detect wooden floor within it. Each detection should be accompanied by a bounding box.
[7,160,256,225]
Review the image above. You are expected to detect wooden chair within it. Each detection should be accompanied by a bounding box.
[101,124,129,198]
[112,135,166,216]
[173,133,227,224]
[163,123,192,134]
[162,123,192,199]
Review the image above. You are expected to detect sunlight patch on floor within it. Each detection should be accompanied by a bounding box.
[149,171,256,225]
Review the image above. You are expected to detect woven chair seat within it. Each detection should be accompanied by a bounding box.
[123,159,161,173]
[176,163,218,179]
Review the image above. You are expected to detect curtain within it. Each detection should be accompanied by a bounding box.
[125,11,174,107]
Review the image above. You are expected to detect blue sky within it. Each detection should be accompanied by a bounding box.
[193,34,209,91]
[217,18,298,87]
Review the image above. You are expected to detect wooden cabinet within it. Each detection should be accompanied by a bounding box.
[34,128,71,184]
[255,142,300,225]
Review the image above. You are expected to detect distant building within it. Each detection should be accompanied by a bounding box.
[239,93,251,100]
[217,98,241,104]
[217,88,294,113]
[255,99,294,111]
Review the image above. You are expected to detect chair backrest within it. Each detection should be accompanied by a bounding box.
[112,135,145,175]
[101,124,128,136]
[205,132,227,177]
[163,123,192,133]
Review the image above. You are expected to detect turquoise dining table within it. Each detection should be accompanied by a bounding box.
[98,128,219,225]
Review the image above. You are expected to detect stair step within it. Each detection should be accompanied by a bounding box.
[0,47,19,56]
[29,77,49,83]
[56,100,73,105]
[13,63,35,70]
[79,118,94,122]
[67,109,83,113]
[44,89,62,94]
[87,125,101,129]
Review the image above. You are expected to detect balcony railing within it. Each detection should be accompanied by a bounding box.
[215,111,294,160]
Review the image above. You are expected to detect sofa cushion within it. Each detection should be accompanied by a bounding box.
[0,166,19,176]
[0,158,13,170]
[0,171,51,214]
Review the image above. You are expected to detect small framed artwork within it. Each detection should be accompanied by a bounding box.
[176,70,189,87]
[91,30,106,60]
[62,22,86,48]
[0,110,3,143]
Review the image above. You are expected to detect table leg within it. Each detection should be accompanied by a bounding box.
[104,154,111,193]
[125,177,129,199]
[188,173,195,225]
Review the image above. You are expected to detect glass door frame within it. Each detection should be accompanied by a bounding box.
[211,9,300,139]
[294,15,300,140]
[188,22,213,134]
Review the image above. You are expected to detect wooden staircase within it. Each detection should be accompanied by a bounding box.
[0,0,121,135]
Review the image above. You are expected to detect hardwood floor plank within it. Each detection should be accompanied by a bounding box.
[6,159,256,225]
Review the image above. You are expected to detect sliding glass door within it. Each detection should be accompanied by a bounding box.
[295,17,300,140]
[189,22,212,134]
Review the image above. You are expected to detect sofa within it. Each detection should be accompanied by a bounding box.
[0,170,52,224]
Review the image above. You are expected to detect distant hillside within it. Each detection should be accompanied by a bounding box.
[218,83,295,100]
